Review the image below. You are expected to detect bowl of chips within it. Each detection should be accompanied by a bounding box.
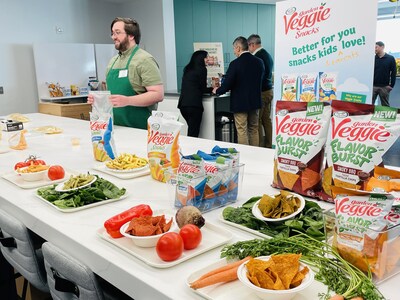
[15,165,50,182]
[120,214,175,248]
[252,191,305,222]
[237,254,314,300]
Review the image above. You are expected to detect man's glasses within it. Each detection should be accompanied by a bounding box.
[111,31,127,38]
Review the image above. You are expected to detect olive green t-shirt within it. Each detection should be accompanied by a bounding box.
[106,46,163,95]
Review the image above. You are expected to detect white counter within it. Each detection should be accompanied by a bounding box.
[0,114,397,300]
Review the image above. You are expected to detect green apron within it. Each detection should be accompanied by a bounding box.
[106,46,150,129]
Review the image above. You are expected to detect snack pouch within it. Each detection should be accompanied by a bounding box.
[319,72,337,102]
[331,186,394,279]
[197,151,232,210]
[272,101,331,198]
[152,110,180,121]
[147,114,182,182]
[212,145,241,200]
[89,91,116,161]
[281,74,297,101]
[320,100,400,202]
[298,73,318,102]
[175,154,207,208]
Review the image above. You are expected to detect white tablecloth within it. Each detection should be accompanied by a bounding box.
[0,114,396,299]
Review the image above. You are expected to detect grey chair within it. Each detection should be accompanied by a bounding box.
[42,242,133,300]
[0,208,49,299]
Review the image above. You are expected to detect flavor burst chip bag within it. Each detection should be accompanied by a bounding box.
[272,101,331,198]
[320,100,400,202]
[89,91,117,161]
[147,113,183,182]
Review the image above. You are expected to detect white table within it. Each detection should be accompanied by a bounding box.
[0,113,397,300]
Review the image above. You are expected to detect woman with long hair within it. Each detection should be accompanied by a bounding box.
[178,50,213,137]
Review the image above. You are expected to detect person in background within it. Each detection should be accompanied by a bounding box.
[248,34,274,148]
[372,41,396,107]
[88,17,164,129]
[178,50,213,137]
[213,36,264,146]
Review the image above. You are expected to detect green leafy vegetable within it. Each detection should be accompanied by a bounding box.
[37,175,126,209]
[220,233,385,300]
[222,197,325,240]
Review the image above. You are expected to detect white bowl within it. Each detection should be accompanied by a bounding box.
[120,216,176,248]
[15,167,48,182]
[237,256,314,300]
[252,192,305,222]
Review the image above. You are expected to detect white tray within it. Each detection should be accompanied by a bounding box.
[35,191,127,213]
[0,145,11,154]
[97,221,233,268]
[186,258,327,300]
[93,164,150,179]
[2,169,77,189]
[218,212,272,239]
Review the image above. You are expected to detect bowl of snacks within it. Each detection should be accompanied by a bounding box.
[120,214,175,247]
[252,191,305,222]
[237,255,314,300]
[15,165,49,182]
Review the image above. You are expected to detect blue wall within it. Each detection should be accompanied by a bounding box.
[174,0,276,90]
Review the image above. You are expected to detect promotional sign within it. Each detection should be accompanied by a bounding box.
[274,0,378,104]
[193,42,225,87]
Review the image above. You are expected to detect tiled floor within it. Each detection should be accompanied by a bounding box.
[383,137,400,167]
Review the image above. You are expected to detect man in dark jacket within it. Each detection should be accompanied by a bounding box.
[248,34,274,148]
[373,41,397,106]
[213,36,264,146]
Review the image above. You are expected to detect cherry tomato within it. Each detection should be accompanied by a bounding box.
[48,165,65,181]
[14,162,28,170]
[179,224,202,250]
[156,232,184,261]
[25,155,46,166]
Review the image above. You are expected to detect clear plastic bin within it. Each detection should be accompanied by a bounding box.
[166,163,244,213]
[323,208,400,283]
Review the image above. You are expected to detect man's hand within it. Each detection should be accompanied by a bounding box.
[109,95,130,107]
[87,94,95,104]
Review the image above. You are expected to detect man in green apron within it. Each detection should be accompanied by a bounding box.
[88,17,164,129]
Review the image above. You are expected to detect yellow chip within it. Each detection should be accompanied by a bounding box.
[333,178,361,190]
[322,166,333,196]
[278,169,299,190]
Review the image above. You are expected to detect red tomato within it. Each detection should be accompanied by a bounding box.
[156,232,184,261]
[48,165,65,181]
[14,162,28,170]
[179,224,202,250]
[25,155,46,166]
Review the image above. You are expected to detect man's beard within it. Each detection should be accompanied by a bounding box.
[115,36,129,52]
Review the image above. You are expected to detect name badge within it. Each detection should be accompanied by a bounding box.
[118,69,128,78]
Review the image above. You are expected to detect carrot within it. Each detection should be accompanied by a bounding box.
[196,256,251,281]
[328,296,344,300]
[190,266,239,290]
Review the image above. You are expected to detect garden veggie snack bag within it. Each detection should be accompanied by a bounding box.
[89,91,117,161]
[272,101,331,198]
[298,73,318,102]
[319,72,337,102]
[320,100,400,202]
[281,74,297,101]
[147,115,182,182]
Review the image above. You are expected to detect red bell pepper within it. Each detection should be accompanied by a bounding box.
[104,204,153,238]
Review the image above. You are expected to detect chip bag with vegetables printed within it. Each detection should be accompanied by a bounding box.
[331,186,396,280]
[298,73,318,102]
[272,101,331,198]
[147,114,182,182]
[320,100,400,202]
[281,74,297,101]
[90,91,117,162]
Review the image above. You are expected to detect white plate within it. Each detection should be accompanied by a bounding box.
[252,193,305,222]
[96,221,233,268]
[35,192,127,213]
[2,169,77,189]
[93,164,150,179]
[105,164,148,173]
[186,258,327,300]
[55,176,97,192]
[218,212,272,239]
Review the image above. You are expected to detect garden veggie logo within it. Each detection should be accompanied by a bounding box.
[283,3,331,38]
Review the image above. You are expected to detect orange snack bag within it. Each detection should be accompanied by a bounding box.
[147,114,183,182]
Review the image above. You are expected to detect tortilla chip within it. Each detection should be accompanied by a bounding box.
[301,168,320,191]
[273,159,278,185]
[278,169,299,190]
[322,166,333,196]
[203,184,215,199]
[333,178,361,190]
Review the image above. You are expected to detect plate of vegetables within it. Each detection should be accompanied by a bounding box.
[55,173,96,192]
[36,175,127,212]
